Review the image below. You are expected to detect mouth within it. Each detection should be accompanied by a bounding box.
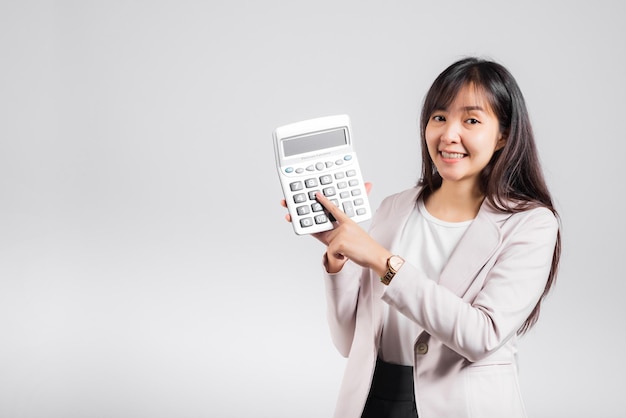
[440,151,466,159]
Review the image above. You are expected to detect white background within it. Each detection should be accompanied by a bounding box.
[1,1,624,417]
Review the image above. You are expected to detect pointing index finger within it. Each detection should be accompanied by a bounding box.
[315,192,351,223]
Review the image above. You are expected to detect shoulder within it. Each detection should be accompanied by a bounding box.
[377,186,421,213]
[482,202,559,245]
[502,205,557,229]
[368,186,421,236]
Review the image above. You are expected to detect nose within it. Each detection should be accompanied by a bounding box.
[441,122,461,143]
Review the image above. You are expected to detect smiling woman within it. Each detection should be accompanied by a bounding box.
[424,85,507,219]
[280,57,561,418]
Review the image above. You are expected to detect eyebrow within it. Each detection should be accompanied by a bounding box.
[433,105,486,112]
[460,105,485,112]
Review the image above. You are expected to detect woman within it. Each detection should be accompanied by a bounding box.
[282,57,561,418]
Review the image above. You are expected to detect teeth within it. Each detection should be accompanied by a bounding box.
[441,151,465,159]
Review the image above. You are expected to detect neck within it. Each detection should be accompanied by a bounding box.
[425,180,484,222]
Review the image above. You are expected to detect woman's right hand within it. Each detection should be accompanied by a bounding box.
[279,182,373,251]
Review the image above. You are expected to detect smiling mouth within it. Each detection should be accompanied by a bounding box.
[441,151,466,159]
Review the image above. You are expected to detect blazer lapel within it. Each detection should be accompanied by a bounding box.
[437,201,510,297]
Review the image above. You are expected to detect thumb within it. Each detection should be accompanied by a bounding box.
[324,251,348,274]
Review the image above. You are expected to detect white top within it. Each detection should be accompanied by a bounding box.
[379,198,473,365]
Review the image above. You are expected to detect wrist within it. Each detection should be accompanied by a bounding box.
[373,250,393,277]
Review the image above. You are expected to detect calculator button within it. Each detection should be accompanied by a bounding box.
[346,169,356,177]
[356,208,367,216]
[300,218,314,228]
[344,155,353,161]
[315,214,329,224]
[342,201,355,217]
[285,167,294,173]
[323,187,337,197]
[340,191,350,199]
[308,190,320,200]
[330,199,339,207]
[320,175,333,185]
[337,181,347,189]
[335,159,344,166]
[325,161,333,168]
[315,162,325,171]
[296,205,310,216]
[349,179,359,187]
[311,202,324,212]
[305,178,318,188]
[293,193,307,203]
[351,189,362,197]
[335,172,345,179]
[354,198,364,206]
[295,168,304,174]
[306,165,315,171]
[290,181,303,191]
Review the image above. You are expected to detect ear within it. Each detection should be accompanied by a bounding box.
[495,133,507,151]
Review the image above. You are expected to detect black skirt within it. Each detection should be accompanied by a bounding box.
[361,358,418,418]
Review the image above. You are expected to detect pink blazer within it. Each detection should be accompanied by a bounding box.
[323,187,558,418]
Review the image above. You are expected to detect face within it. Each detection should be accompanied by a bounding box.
[425,84,506,190]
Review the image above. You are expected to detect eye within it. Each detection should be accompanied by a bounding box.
[432,115,446,122]
[465,118,480,125]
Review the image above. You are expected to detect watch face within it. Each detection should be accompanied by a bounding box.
[389,256,404,271]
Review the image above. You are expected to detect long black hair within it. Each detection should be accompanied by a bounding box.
[418,57,561,334]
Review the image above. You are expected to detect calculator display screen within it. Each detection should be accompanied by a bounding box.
[282,128,347,157]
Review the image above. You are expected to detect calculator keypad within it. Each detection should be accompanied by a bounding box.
[289,168,368,231]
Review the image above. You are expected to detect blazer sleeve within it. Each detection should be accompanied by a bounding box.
[322,259,362,358]
[381,207,559,363]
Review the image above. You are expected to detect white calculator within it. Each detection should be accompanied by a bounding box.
[274,114,372,235]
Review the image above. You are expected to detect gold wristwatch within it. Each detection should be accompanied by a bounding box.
[380,255,404,285]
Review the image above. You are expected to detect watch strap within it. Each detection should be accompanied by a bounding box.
[380,255,403,285]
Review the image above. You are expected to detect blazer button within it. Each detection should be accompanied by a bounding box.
[416,342,428,355]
